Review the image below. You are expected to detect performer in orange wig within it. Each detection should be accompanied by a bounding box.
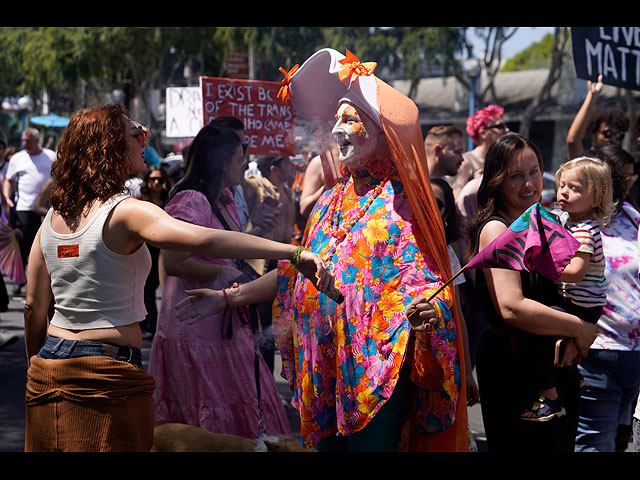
[278,48,468,451]
[177,48,468,451]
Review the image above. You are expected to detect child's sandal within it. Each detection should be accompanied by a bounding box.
[521,395,566,422]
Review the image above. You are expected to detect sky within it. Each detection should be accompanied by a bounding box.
[468,27,556,59]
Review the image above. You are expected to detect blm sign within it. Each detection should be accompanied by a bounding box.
[200,76,295,156]
[572,27,640,91]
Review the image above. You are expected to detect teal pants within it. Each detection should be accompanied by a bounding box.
[316,366,411,452]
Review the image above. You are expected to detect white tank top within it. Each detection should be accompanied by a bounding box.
[41,194,151,330]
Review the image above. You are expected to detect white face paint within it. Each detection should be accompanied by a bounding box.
[331,103,380,170]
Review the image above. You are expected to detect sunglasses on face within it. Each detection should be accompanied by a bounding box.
[484,123,508,131]
[624,173,639,185]
[125,125,148,148]
[602,129,625,141]
[149,176,163,183]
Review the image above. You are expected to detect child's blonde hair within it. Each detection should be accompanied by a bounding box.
[555,156,616,227]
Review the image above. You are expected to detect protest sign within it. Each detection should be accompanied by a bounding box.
[572,27,640,90]
[165,87,203,138]
[200,76,295,156]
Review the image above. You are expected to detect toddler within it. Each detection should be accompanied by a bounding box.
[520,157,614,422]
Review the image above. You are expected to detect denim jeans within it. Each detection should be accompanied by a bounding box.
[633,417,640,452]
[575,349,640,452]
[38,335,143,369]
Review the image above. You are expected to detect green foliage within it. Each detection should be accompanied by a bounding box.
[322,27,398,62]
[0,26,473,116]
[248,27,327,81]
[501,33,555,71]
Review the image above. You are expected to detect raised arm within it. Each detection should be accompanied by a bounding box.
[161,249,243,282]
[112,198,332,293]
[566,75,603,159]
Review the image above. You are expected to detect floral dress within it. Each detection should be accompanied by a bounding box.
[273,169,460,447]
[149,189,291,438]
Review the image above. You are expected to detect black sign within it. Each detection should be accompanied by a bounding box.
[571,27,640,91]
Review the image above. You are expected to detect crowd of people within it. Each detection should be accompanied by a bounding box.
[3,49,640,453]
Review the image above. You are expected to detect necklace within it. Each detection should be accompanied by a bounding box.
[316,157,395,317]
[326,156,396,247]
[329,181,386,243]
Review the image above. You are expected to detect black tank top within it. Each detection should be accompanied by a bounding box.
[473,214,560,331]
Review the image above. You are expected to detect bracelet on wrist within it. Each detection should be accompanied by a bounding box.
[291,245,309,266]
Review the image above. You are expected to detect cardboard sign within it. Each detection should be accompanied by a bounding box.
[165,87,203,138]
[200,76,295,156]
[572,27,640,90]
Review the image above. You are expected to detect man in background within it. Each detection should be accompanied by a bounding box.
[424,125,465,179]
[3,128,55,295]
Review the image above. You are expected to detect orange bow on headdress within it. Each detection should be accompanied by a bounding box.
[338,49,377,89]
[277,64,299,104]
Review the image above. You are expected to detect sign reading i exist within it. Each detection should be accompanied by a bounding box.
[571,27,640,91]
[200,76,296,156]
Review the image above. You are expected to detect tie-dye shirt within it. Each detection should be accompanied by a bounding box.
[593,203,640,350]
[273,170,460,448]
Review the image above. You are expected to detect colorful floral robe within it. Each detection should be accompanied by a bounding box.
[273,170,460,447]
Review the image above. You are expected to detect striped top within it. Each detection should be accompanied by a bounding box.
[558,219,608,307]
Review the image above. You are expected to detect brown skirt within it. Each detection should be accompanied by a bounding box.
[25,355,155,452]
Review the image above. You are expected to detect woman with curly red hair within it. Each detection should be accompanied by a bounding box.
[22,104,332,452]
